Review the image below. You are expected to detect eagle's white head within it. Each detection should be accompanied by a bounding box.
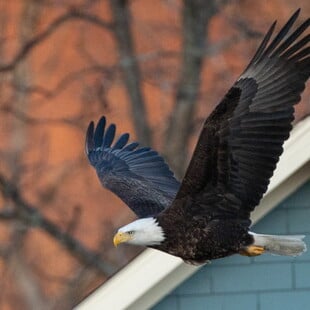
[113,218,165,247]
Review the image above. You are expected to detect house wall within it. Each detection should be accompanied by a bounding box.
[153,181,310,310]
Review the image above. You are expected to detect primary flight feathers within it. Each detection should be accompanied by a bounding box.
[175,8,309,215]
[85,116,180,218]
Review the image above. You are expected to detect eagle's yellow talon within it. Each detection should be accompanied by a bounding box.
[239,245,265,257]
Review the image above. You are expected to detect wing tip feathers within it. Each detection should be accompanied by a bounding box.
[85,121,94,155]
[86,115,134,155]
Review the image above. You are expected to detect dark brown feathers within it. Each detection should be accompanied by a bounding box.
[165,9,309,222]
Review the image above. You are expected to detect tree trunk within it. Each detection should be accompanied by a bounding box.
[164,0,217,178]
[109,0,152,146]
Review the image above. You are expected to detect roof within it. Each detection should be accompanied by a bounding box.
[75,116,310,310]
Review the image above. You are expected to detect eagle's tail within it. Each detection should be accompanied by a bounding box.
[250,232,307,256]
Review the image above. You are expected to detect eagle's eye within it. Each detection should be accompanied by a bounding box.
[128,231,134,235]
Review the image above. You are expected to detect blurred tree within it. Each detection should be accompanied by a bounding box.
[163,0,217,177]
[0,0,309,309]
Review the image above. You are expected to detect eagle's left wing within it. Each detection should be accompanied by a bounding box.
[86,116,180,218]
[167,9,309,221]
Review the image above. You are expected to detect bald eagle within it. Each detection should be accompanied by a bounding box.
[86,10,309,264]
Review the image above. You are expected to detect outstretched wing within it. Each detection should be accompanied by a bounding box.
[86,116,180,218]
[172,10,309,220]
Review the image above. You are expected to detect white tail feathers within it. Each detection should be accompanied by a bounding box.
[250,232,307,256]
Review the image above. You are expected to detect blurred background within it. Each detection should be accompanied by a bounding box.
[0,0,309,309]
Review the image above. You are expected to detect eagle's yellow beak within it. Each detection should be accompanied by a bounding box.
[113,232,132,247]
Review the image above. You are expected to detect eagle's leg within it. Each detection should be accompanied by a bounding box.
[239,245,265,256]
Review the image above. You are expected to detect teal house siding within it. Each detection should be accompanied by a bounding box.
[153,181,310,310]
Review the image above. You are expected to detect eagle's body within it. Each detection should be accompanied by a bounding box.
[154,200,253,263]
[86,10,309,264]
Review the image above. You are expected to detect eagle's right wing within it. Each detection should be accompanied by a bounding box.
[86,116,180,218]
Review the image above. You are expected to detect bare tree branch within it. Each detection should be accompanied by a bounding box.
[13,65,116,99]
[0,9,113,73]
[163,0,218,177]
[0,208,15,219]
[109,0,152,146]
[0,173,116,276]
